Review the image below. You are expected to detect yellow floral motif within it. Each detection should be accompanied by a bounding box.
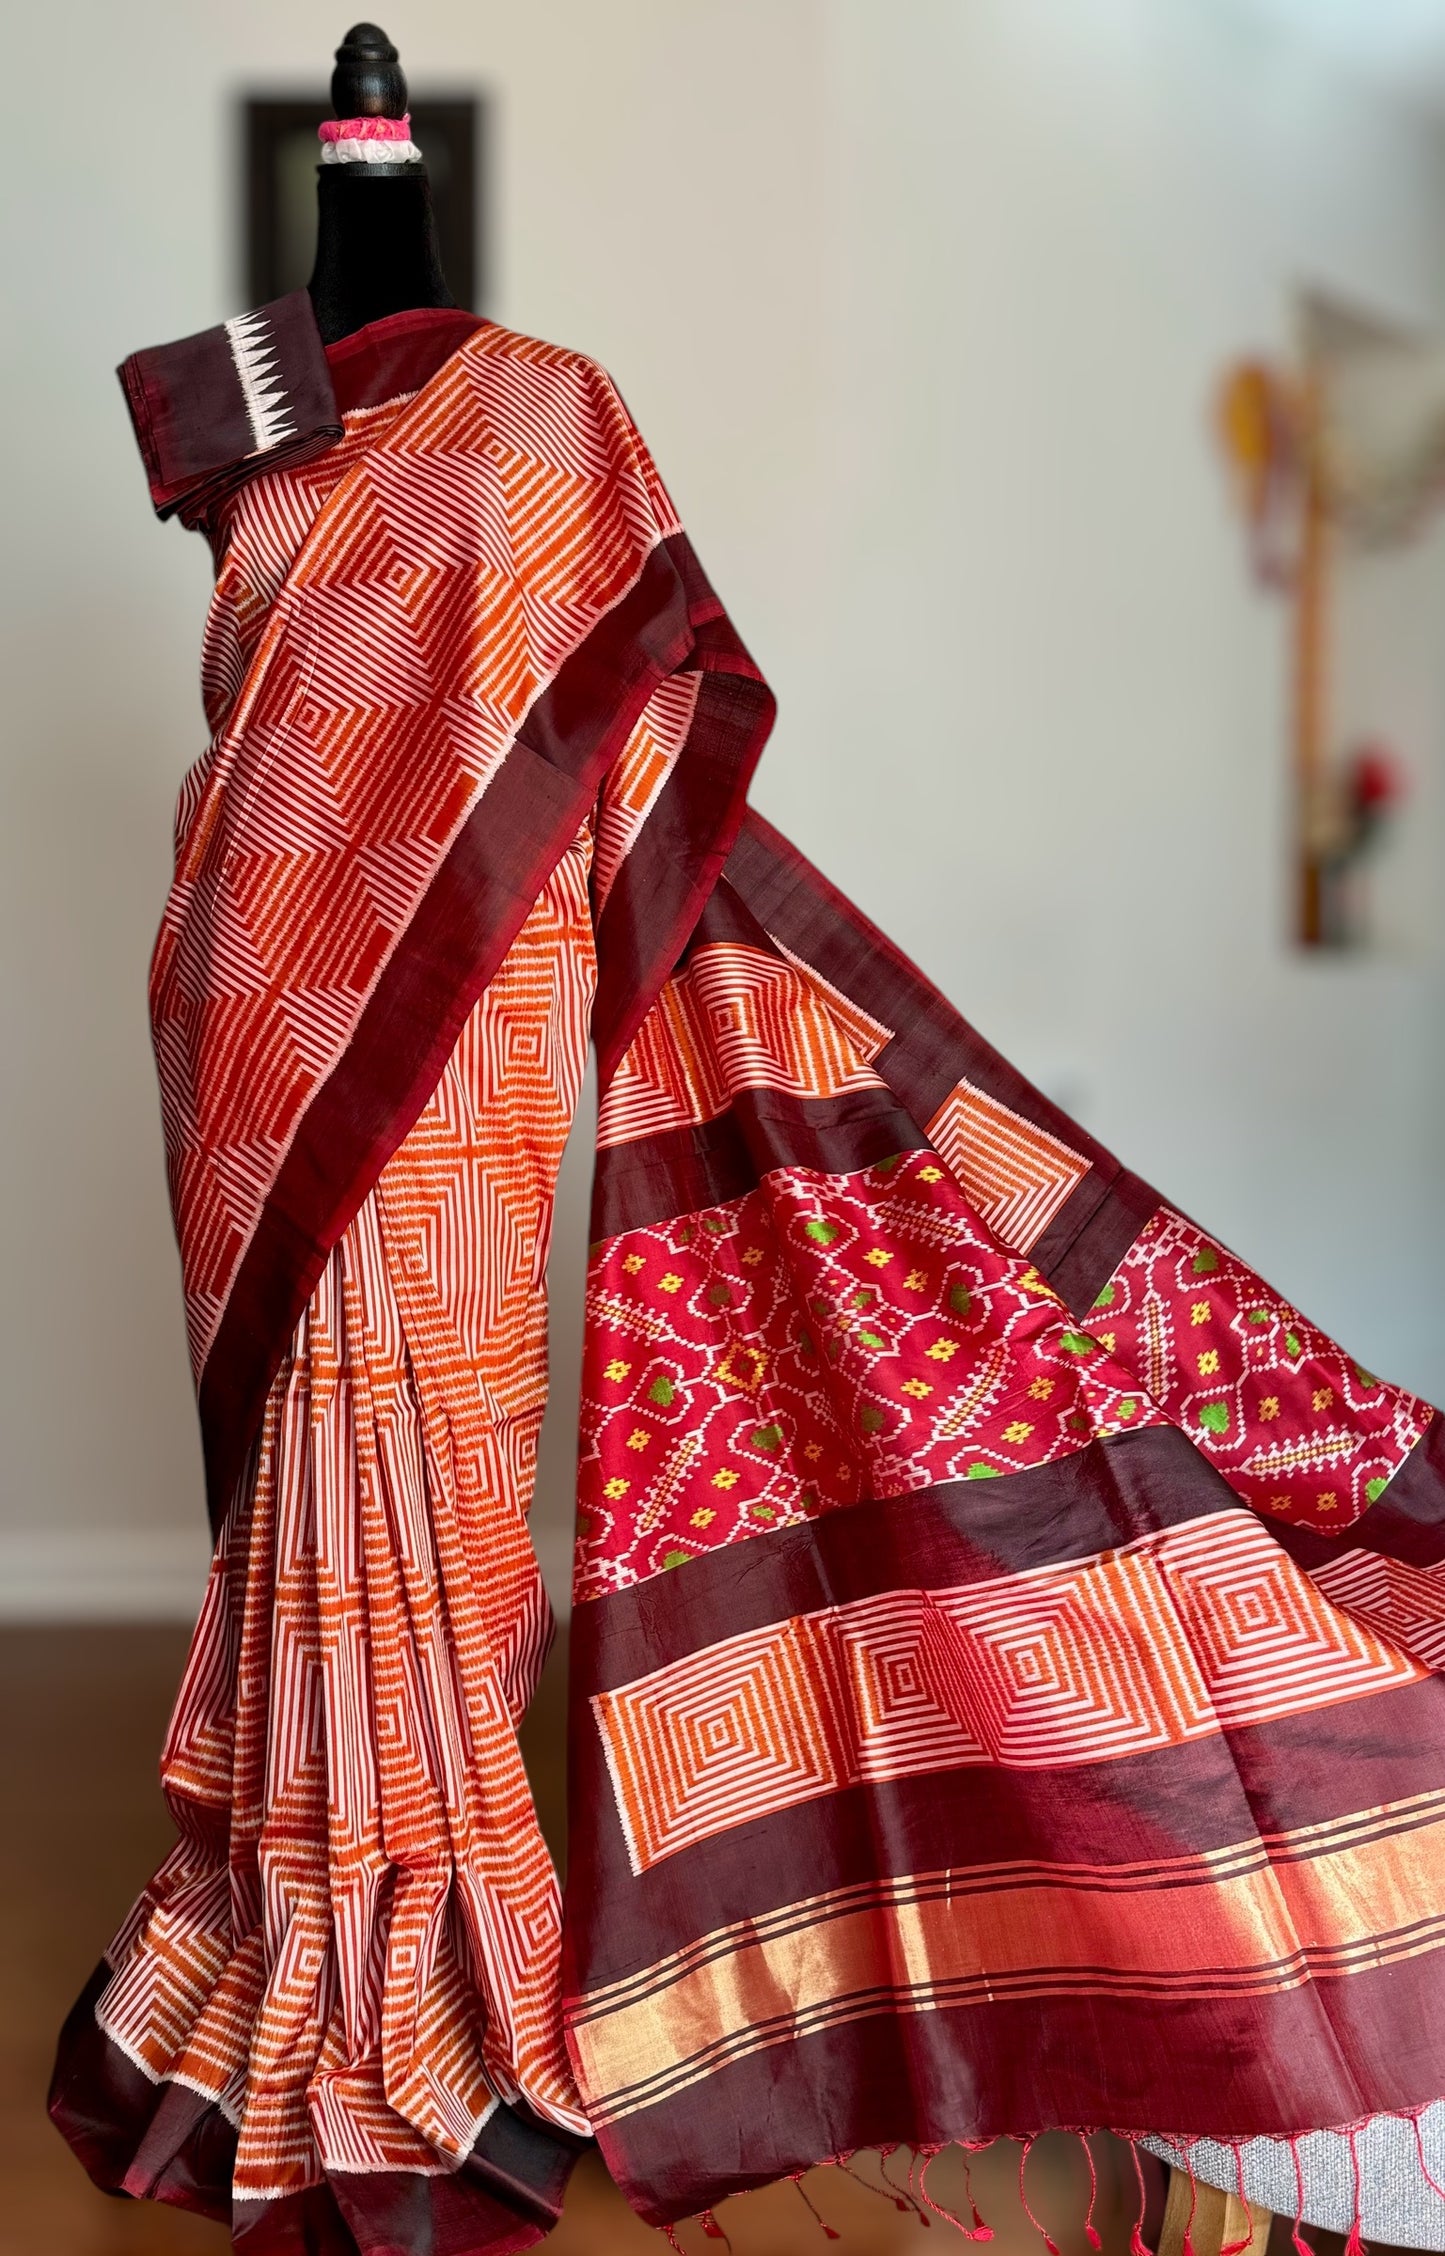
[1018,1267,1059,1300]
[1027,1377,1055,1402]
[926,1340,960,1363]
[659,1273,683,1295]
[626,1429,651,1452]
[804,1441,824,1462]
[1269,1493,1288,1512]
[904,1269,929,1290]
[603,1477,630,1500]
[712,1469,740,1491]
[1312,1387,1334,1413]
[603,1359,631,1383]
[865,1249,893,1268]
[1003,1420,1034,1444]
[1190,1302,1211,1326]
[1098,1331,1116,1353]
[1260,1396,1280,1421]
[1316,1490,1338,1512]
[902,1379,932,1400]
[1197,1350,1220,1376]
[919,1165,943,1184]
[741,1247,764,1267]
[622,1253,645,1275]
[690,1508,716,1529]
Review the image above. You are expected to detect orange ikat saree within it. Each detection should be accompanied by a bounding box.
[50,302,1445,2253]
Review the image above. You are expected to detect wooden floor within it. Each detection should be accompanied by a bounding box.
[0,1626,1133,2255]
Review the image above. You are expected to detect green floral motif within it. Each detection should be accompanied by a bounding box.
[858,1330,886,1351]
[1061,1331,1095,1356]
[702,1215,725,1235]
[1092,1282,1116,1309]
[950,1286,973,1317]
[1199,1402,1230,1435]
[1191,1248,1219,1276]
[859,1405,885,1434]
[648,1375,677,1409]
[1366,1476,1389,1504]
[749,1503,776,1522]
[1355,1365,1380,1389]
[805,1219,840,1246]
[1247,1310,1270,1328]
[750,1424,784,1454]
[798,1330,815,1357]
[662,1549,691,1569]
[1285,1331,1302,1358]
[965,1463,1001,1479]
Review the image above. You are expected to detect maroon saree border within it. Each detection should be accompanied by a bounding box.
[590,1962,1432,2224]
[592,567,775,1085]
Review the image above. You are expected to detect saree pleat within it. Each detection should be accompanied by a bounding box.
[56,826,595,2240]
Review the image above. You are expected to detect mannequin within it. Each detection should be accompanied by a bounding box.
[308,22,457,345]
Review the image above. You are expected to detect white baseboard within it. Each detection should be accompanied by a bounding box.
[0,1527,212,1621]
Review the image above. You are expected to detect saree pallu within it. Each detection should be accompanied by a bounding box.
[52,305,1445,2253]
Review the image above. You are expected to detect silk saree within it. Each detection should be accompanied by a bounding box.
[50,299,1445,2253]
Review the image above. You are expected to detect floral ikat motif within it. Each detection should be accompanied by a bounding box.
[1091,1207,1431,1534]
[576,1150,1165,1599]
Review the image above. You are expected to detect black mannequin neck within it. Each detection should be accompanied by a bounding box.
[307,166,456,347]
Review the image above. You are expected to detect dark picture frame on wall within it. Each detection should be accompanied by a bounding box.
[243,96,484,309]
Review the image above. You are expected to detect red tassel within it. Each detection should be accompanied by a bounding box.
[961,2147,995,2242]
[791,2173,840,2240]
[1219,2138,1255,2256]
[1128,2136,1151,2256]
[1079,2132,1104,2251]
[880,2146,927,2219]
[1018,2136,1062,2255]
[699,2209,730,2247]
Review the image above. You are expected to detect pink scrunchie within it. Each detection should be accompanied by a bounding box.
[318,114,413,142]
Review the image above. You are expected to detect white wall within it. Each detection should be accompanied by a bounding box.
[4,0,1445,1617]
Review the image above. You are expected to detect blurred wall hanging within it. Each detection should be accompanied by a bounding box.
[244,93,484,309]
[1217,295,1445,950]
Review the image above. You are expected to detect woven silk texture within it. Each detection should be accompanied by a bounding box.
[50,302,1445,2256]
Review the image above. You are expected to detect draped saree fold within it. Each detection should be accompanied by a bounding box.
[51,304,1445,2253]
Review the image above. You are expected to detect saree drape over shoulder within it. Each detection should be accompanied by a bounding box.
[52,303,1445,2254]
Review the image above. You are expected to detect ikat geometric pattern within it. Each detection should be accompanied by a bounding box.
[94,386,600,2201]
[594,1511,1425,1873]
[595,942,893,1150]
[577,1149,1166,1600]
[1310,1550,1445,1672]
[153,323,681,1384]
[1091,1208,1430,1534]
[925,1078,1091,1254]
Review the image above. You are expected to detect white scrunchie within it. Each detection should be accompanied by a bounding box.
[320,138,423,165]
